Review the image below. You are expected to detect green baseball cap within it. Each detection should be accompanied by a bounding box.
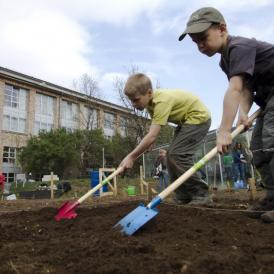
[178,7,225,41]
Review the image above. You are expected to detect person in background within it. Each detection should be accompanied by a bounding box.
[241,142,253,180]
[155,149,169,192]
[0,173,6,195]
[223,151,233,186]
[232,142,246,187]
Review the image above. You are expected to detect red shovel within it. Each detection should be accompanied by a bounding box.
[55,167,123,221]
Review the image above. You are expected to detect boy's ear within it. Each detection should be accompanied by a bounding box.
[147,88,153,96]
[219,23,227,34]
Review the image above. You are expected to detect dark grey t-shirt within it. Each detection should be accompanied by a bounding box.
[220,35,274,105]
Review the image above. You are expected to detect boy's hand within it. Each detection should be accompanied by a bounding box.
[119,155,135,172]
[147,143,155,152]
[236,113,251,129]
[216,129,232,154]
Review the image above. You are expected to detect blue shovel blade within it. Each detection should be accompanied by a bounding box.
[115,204,159,236]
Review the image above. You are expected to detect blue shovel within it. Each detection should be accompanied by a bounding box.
[115,110,260,235]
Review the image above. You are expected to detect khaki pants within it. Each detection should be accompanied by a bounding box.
[167,119,211,201]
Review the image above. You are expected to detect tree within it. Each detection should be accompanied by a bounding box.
[73,73,101,99]
[73,73,101,130]
[17,129,80,179]
[73,129,107,170]
[106,133,134,165]
[154,125,174,147]
[17,128,138,179]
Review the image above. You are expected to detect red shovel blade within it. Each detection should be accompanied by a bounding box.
[55,201,80,221]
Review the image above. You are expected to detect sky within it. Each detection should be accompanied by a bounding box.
[0,0,274,129]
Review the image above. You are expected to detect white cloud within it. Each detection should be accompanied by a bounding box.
[98,72,128,102]
[202,0,273,10]
[52,0,166,26]
[101,72,128,83]
[0,0,168,89]
[232,23,274,43]
[0,7,98,88]
[0,0,166,27]
[151,16,182,35]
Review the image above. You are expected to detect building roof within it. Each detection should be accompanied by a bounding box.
[0,66,131,114]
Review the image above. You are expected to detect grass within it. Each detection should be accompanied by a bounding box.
[10,181,42,195]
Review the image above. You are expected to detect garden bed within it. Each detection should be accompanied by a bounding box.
[0,192,273,273]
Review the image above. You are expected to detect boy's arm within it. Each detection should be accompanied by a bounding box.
[237,85,253,127]
[119,124,161,171]
[217,75,245,153]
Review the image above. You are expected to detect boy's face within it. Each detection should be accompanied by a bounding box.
[189,24,227,57]
[127,90,152,110]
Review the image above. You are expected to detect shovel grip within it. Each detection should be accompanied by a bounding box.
[153,109,261,204]
[78,167,123,204]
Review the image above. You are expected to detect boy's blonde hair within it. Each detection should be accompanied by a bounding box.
[124,73,152,97]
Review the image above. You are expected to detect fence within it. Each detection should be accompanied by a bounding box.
[143,127,255,188]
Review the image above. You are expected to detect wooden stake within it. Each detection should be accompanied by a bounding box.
[147,183,152,201]
[248,178,257,201]
[213,160,218,191]
[113,174,117,196]
[140,166,144,195]
[226,180,232,192]
[50,171,54,199]
[98,168,117,197]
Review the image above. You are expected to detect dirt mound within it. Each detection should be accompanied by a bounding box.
[0,200,273,274]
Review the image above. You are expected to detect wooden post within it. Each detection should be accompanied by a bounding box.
[140,166,144,195]
[99,169,103,197]
[140,165,157,198]
[226,180,232,192]
[213,160,218,191]
[50,171,54,199]
[147,184,152,201]
[248,178,257,201]
[99,168,117,197]
[113,174,117,196]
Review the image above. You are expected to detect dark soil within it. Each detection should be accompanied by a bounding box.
[0,193,274,274]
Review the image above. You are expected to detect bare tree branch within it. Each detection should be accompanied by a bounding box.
[73,73,100,130]
[113,65,150,143]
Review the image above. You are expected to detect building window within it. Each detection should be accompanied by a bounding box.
[3,84,28,133]
[104,112,115,129]
[3,173,15,183]
[103,112,115,138]
[34,93,54,134]
[119,116,128,136]
[61,100,78,131]
[3,147,17,164]
[84,107,98,130]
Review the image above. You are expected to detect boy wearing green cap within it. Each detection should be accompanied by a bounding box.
[179,7,274,221]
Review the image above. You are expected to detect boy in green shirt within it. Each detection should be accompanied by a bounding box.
[119,73,212,205]
[178,7,274,221]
